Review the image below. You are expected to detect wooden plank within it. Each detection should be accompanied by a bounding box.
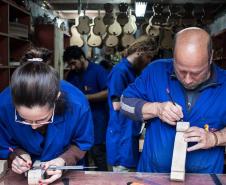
[170,121,190,181]
[27,161,44,185]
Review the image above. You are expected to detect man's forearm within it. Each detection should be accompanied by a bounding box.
[120,96,159,121]
[86,90,108,102]
[60,145,86,166]
[142,102,160,120]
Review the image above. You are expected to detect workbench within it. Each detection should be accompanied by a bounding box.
[0,170,226,185]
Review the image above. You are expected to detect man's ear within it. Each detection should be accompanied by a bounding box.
[210,49,213,64]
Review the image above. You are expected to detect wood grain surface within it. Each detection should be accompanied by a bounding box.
[0,170,225,185]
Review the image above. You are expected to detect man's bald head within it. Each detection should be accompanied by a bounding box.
[174,27,212,63]
[173,27,212,90]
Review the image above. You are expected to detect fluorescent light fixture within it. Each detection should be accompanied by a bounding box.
[135,2,147,17]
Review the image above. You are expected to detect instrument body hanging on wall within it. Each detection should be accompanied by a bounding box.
[108,10,122,36]
[123,9,137,34]
[93,9,106,36]
[121,34,135,48]
[117,3,129,26]
[105,34,119,47]
[87,25,102,47]
[103,3,115,26]
[77,9,91,35]
[70,18,85,47]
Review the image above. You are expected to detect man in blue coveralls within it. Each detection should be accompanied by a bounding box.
[63,46,109,171]
[106,36,158,172]
[121,27,226,173]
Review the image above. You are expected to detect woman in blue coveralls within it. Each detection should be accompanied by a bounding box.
[106,36,158,172]
[0,47,94,184]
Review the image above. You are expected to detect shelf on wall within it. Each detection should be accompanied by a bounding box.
[2,0,30,15]
[0,32,9,37]
[8,34,29,42]
[0,0,31,92]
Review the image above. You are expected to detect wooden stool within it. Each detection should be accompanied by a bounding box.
[170,121,190,181]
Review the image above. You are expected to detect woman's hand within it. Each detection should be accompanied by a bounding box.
[40,157,66,185]
[11,154,32,174]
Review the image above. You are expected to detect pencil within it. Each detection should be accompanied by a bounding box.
[166,88,183,122]
[8,147,28,163]
[166,88,176,105]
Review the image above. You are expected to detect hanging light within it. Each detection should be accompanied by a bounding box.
[135,2,147,17]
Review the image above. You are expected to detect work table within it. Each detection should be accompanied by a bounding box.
[0,170,225,185]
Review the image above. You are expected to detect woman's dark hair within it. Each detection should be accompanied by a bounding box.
[11,47,67,115]
[63,46,86,63]
[11,61,59,109]
[20,47,53,65]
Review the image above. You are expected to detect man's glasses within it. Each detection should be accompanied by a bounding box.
[15,105,55,126]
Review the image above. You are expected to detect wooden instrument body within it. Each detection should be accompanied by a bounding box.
[93,15,106,36]
[105,34,119,47]
[87,26,102,47]
[70,25,85,47]
[117,3,129,26]
[77,12,91,35]
[121,34,135,48]
[123,11,137,34]
[103,3,115,26]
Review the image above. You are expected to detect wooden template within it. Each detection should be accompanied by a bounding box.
[27,161,44,185]
[170,121,190,181]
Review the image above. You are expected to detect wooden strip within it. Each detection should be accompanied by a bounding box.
[170,121,190,181]
[28,161,44,185]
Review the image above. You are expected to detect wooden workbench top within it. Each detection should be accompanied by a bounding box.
[0,170,226,185]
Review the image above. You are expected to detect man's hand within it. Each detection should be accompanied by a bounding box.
[156,102,183,125]
[40,157,65,185]
[11,154,32,174]
[184,126,216,152]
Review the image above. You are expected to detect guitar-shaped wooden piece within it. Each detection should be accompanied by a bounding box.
[146,5,160,37]
[159,26,174,50]
[167,5,181,26]
[146,10,160,37]
[70,18,84,47]
[123,9,137,34]
[121,34,135,48]
[192,6,205,27]
[182,3,195,26]
[105,34,118,47]
[93,10,106,36]
[117,3,129,26]
[103,3,115,26]
[87,25,102,47]
[108,10,122,36]
[77,9,91,35]
[151,4,169,26]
